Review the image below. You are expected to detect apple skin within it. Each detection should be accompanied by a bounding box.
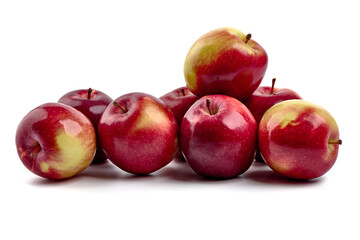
[160,87,200,160]
[258,100,341,180]
[98,92,179,175]
[15,103,97,180]
[244,80,301,162]
[184,27,268,101]
[180,95,257,179]
[58,88,112,163]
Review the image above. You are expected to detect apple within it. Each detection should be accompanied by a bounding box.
[159,86,199,124]
[258,100,341,180]
[58,88,112,163]
[244,78,302,162]
[180,95,257,179]
[15,103,97,180]
[98,92,178,175]
[160,86,199,160]
[184,27,268,100]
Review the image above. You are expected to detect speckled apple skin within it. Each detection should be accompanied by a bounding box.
[258,100,340,180]
[15,103,96,180]
[98,92,179,175]
[180,95,257,179]
[58,89,113,163]
[184,27,268,100]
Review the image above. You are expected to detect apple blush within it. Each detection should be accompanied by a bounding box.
[98,92,179,175]
[180,95,257,179]
[258,100,341,180]
[184,27,268,100]
[15,103,97,180]
[58,88,112,163]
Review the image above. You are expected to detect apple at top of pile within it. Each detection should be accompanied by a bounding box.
[184,27,268,100]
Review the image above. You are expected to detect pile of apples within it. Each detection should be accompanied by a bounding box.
[15,27,341,181]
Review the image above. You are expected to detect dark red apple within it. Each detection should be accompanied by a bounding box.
[98,92,178,175]
[15,103,97,180]
[184,27,268,100]
[159,86,199,124]
[244,78,301,162]
[258,100,341,180]
[58,88,112,163]
[160,86,200,160]
[180,95,257,179]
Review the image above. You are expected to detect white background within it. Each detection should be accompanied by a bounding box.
[1,0,359,239]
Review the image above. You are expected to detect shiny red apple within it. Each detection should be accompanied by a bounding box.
[159,86,199,124]
[98,92,178,175]
[180,95,257,179]
[244,78,302,162]
[184,27,268,100]
[160,86,199,160]
[15,103,97,180]
[258,100,341,180]
[58,88,112,163]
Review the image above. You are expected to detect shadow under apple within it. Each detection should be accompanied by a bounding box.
[243,163,324,186]
[28,158,325,187]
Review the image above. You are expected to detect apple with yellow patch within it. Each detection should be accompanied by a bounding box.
[98,92,178,174]
[15,103,96,180]
[258,100,341,180]
[184,27,268,100]
[58,88,113,164]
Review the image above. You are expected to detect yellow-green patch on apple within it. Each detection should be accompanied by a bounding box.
[132,99,172,132]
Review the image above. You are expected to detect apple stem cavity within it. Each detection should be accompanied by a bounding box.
[87,88,93,99]
[180,88,186,96]
[245,33,252,44]
[206,98,213,115]
[30,144,41,158]
[329,139,342,145]
[113,101,127,113]
[271,78,276,94]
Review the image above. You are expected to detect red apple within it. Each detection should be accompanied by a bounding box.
[98,92,178,175]
[58,88,112,163]
[180,95,257,179]
[15,103,97,180]
[258,100,341,180]
[184,27,268,100]
[159,86,199,124]
[244,78,302,162]
[160,86,200,160]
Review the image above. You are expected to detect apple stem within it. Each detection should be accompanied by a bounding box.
[87,88,92,100]
[113,101,127,113]
[271,78,276,94]
[245,33,252,44]
[206,98,213,115]
[329,139,342,145]
[180,88,186,96]
[30,144,41,158]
